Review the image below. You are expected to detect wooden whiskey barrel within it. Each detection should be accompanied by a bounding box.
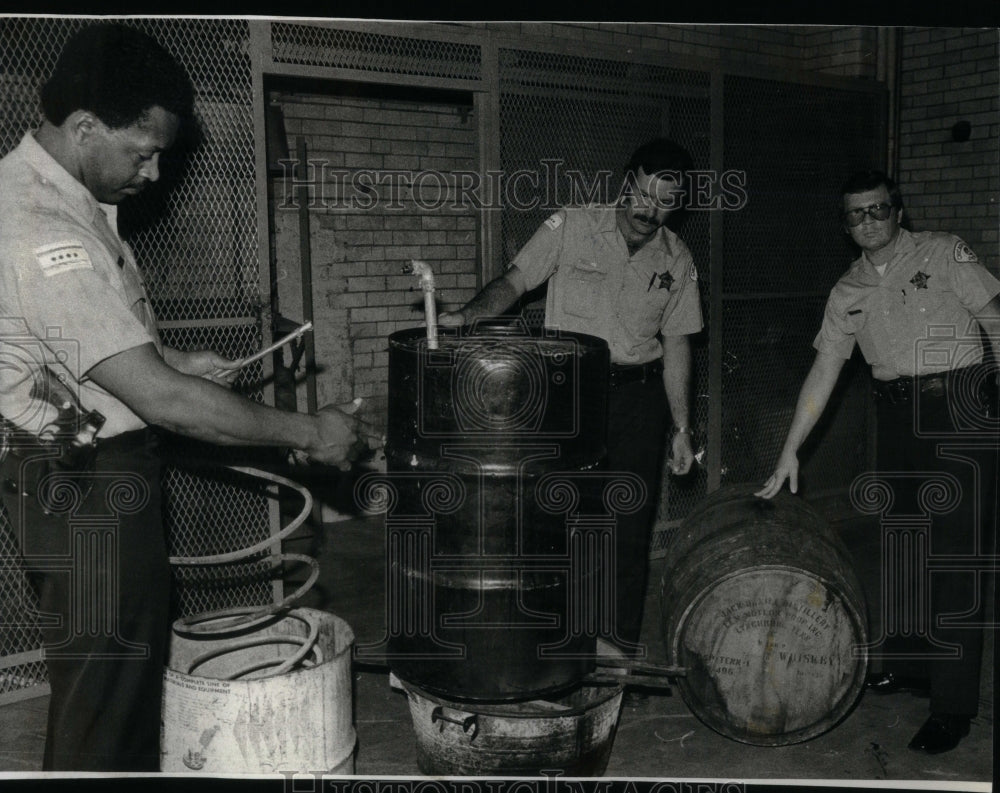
[660,485,868,745]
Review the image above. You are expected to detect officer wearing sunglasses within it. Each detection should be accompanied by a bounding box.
[843,200,895,224]
[757,169,1000,755]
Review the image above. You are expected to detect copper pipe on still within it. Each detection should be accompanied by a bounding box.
[405,259,438,350]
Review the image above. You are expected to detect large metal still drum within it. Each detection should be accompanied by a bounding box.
[384,323,609,701]
[660,485,869,745]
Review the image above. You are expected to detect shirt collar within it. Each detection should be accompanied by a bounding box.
[856,228,914,283]
[17,131,102,224]
[889,227,915,260]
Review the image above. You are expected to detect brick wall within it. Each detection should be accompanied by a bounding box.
[272,90,480,422]
[793,26,879,78]
[896,27,999,274]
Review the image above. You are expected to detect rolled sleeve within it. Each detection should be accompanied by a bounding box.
[661,251,703,337]
[510,210,568,291]
[813,297,857,360]
[12,239,155,377]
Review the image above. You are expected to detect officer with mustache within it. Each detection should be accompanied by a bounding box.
[439,139,703,664]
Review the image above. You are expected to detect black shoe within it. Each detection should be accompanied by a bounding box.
[908,715,971,754]
[864,671,930,696]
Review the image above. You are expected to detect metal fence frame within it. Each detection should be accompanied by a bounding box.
[250,19,885,516]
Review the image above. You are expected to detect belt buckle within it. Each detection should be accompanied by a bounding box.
[875,379,905,406]
[897,377,916,404]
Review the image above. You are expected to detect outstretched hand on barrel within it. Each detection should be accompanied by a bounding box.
[755,449,799,499]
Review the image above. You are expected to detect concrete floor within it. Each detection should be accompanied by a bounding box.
[0,509,994,784]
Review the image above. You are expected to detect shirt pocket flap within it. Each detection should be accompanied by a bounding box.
[567,260,608,282]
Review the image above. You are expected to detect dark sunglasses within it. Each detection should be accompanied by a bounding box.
[843,202,895,227]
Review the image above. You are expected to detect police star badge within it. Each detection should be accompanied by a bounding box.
[909,271,930,289]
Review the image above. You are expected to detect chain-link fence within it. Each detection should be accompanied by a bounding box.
[496,50,882,552]
[496,47,713,539]
[719,75,882,503]
[258,21,883,551]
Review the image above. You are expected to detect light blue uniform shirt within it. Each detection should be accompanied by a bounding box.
[512,205,703,365]
[815,228,1000,380]
[0,132,161,437]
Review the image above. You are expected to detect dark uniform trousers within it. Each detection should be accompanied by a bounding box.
[0,430,169,771]
[873,368,998,717]
[605,373,668,657]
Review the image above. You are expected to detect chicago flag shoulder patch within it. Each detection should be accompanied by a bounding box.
[953,240,978,263]
[34,241,93,277]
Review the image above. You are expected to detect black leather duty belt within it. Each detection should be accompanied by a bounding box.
[872,365,991,407]
[609,360,663,389]
[1,424,157,461]
[96,427,160,455]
